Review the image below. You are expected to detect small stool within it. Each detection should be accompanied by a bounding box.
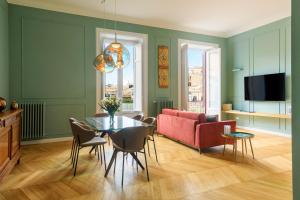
[222,132,255,161]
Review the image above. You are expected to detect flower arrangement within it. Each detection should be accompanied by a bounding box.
[99,97,121,119]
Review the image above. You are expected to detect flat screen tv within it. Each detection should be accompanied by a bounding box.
[244,73,285,101]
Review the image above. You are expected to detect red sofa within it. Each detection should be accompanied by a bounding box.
[157,109,236,153]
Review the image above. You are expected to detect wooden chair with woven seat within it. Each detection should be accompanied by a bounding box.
[72,121,107,176]
[143,117,158,162]
[104,126,150,187]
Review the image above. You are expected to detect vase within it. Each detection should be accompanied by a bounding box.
[0,97,7,112]
[108,111,115,125]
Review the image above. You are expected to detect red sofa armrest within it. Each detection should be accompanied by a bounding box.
[195,120,236,148]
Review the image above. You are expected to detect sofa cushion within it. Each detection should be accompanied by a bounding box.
[177,111,207,123]
[162,109,178,116]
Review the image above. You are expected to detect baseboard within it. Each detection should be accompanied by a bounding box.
[21,137,73,145]
[237,126,291,138]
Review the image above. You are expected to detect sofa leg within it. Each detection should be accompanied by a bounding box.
[198,148,202,154]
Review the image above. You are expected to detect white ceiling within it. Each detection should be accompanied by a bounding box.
[7,0,291,37]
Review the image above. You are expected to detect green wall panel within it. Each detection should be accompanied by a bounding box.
[0,0,9,101]
[9,4,227,138]
[44,104,86,138]
[227,18,291,135]
[292,0,300,198]
[21,18,86,98]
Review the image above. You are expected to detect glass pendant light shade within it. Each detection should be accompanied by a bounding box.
[104,42,130,69]
[93,53,115,73]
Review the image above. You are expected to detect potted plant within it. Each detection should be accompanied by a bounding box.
[99,97,121,123]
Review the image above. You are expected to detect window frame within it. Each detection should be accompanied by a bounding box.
[96,28,148,116]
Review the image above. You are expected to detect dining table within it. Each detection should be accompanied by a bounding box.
[85,115,151,173]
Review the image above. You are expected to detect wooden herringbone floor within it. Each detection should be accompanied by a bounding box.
[0,130,292,200]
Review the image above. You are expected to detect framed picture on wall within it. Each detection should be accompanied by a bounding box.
[158,45,169,88]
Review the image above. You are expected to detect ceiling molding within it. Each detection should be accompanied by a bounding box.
[226,14,291,37]
[7,0,227,37]
[7,0,291,38]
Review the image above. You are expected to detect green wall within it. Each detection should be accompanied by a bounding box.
[227,18,291,135]
[0,0,9,101]
[292,0,299,198]
[8,4,227,138]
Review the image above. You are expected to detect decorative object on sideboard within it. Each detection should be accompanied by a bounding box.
[0,97,7,112]
[158,45,169,88]
[10,100,19,110]
[222,104,232,111]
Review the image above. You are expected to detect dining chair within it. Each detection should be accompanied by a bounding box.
[69,118,90,164]
[72,121,107,176]
[143,117,158,162]
[132,114,144,121]
[104,126,150,187]
[93,112,111,146]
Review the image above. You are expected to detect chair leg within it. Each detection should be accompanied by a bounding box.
[152,136,158,163]
[74,147,80,176]
[136,152,138,172]
[122,152,125,187]
[143,149,150,181]
[96,145,100,161]
[102,145,107,170]
[99,145,103,164]
[104,149,118,177]
[72,144,78,168]
[89,146,95,154]
[147,139,151,156]
[70,138,75,159]
[114,154,117,174]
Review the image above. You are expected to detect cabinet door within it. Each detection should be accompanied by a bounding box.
[11,118,21,157]
[0,127,10,172]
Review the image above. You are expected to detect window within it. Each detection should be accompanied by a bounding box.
[187,48,205,112]
[102,39,143,112]
[179,40,221,116]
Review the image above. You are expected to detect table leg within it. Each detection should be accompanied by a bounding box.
[249,138,255,159]
[223,138,227,156]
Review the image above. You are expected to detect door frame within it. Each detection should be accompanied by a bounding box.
[177,39,220,111]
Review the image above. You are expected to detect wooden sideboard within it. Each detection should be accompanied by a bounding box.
[0,109,22,182]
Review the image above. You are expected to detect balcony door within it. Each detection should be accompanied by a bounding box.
[179,40,221,116]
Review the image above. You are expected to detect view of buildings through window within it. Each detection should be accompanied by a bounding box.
[187,48,205,113]
[104,43,135,111]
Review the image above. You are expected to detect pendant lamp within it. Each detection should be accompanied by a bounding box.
[103,0,130,69]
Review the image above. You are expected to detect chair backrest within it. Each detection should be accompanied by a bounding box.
[69,118,78,137]
[72,121,95,145]
[143,117,157,136]
[94,113,109,117]
[132,114,144,121]
[110,126,149,152]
